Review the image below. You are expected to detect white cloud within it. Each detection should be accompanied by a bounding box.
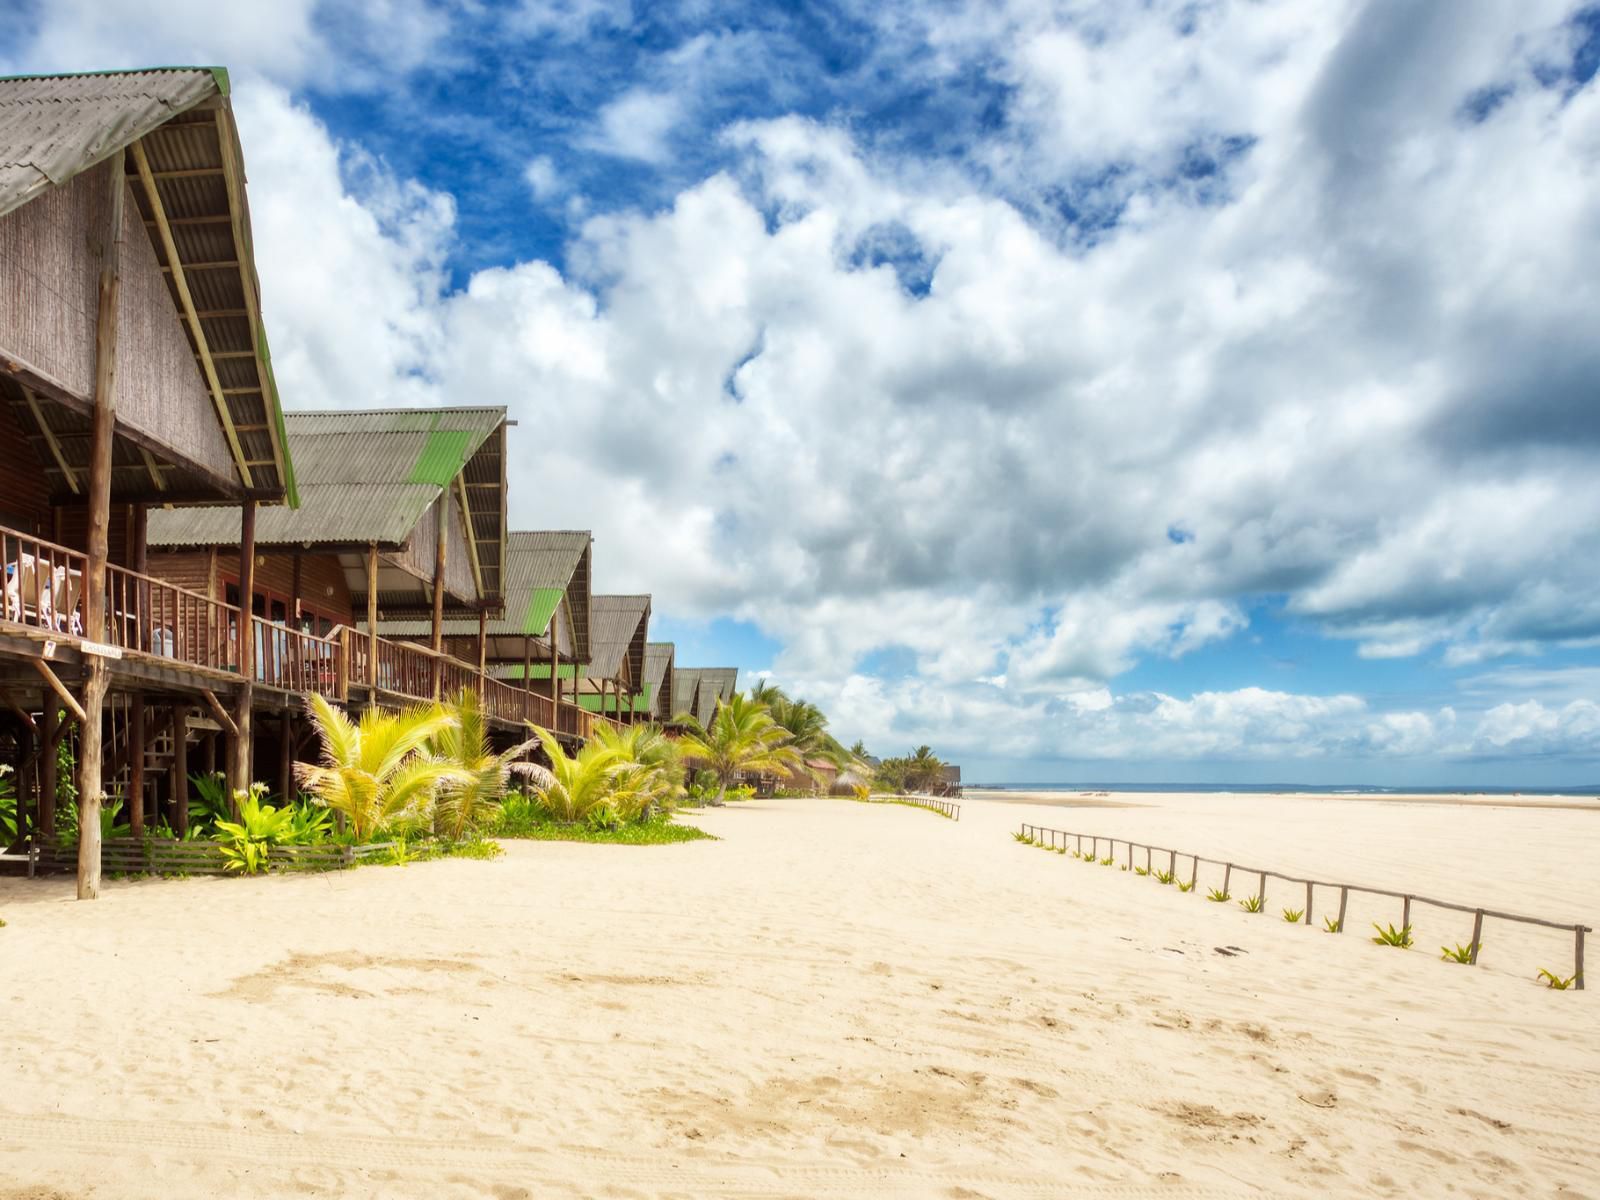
[9,2,1600,767]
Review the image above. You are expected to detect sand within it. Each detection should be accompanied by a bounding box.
[0,791,1597,1198]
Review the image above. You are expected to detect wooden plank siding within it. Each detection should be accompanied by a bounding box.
[0,393,53,534]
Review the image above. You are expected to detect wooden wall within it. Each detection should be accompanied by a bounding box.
[0,394,54,535]
[395,490,478,604]
[156,549,356,626]
[0,160,236,487]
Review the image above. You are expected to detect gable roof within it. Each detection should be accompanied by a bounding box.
[0,66,297,503]
[148,408,503,566]
[587,594,650,683]
[643,642,675,719]
[672,668,704,723]
[379,529,591,661]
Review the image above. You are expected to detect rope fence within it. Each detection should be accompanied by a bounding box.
[1018,822,1589,990]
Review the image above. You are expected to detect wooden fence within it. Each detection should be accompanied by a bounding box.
[42,838,399,877]
[1017,822,1590,990]
[888,795,961,821]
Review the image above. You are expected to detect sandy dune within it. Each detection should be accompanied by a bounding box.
[1,792,1596,1198]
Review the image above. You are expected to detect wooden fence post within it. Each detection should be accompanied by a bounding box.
[1222,863,1232,895]
[1189,855,1199,889]
[1469,910,1484,964]
[1255,872,1266,910]
[1336,887,1349,932]
[1304,880,1314,924]
[1402,895,1412,930]
[1576,926,1586,991]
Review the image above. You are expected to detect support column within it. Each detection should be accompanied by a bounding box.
[232,498,256,803]
[279,712,293,803]
[40,695,58,838]
[477,609,488,685]
[431,494,447,699]
[172,704,188,836]
[129,502,147,835]
[366,544,379,700]
[77,154,125,900]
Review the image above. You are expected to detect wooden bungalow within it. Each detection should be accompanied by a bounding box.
[0,67,298,894]
[641,642,675,724]
[143,406,552,789]
[576,595,650,722]
[668,665,739,727]
[393,529,598,742]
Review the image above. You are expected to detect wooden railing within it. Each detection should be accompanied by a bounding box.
[251,618,341,696]
[2,522,600,740]
[4,524,238,673]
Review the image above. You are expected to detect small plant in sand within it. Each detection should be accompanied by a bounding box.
[1207,888,1231,903]
[1134,866,1150,876]
[1154,868,1176,885]
[1322,917,1342,933]
[1537,968,1579,990]
[1055,847,1068,855]
[1012,831,1031,843]
[1177,880,1195,893]
[1239,895,1264,913]
[1099,856,1116,867]
[1282,908,1304,924]
[1441,942,1476,964]
[1371,922,1414,948]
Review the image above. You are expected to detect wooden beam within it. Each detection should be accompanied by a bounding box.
[141,167,226,180]
[455,474,485,601]
[142,214,232,227]
[157,259,238,272]
[431,493,447,698]
[0,689,37,732]
[215,114,290,501]
[193,307,248,318]
[130,138,253,489]
[200,689,238,738]
[32,659,86,723]
[367,545,380,695]
[139,446,166,491]
[19,385,80,494]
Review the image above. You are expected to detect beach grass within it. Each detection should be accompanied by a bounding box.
[493,816,716,846]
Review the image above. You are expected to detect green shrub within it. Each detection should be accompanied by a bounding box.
[1207,888,1231,903]
[1176,880,1195,893]
[1099,856,1115,867]
[1371,923,1413,948]
[1323,917,1342,933]
[1537,968,1579,990]
[1134,866,1150,876]
[1282,908,1304,923]
[1154,869,1175,885]
[1239,895,1264,913]
[1441,942,1476,963]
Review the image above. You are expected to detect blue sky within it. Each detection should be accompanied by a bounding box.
[6,0,1600,785]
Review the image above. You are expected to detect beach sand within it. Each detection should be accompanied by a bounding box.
[1,792,1596,1198]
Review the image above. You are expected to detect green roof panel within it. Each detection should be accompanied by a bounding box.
[523,587,564,636]
[408,428,476,487]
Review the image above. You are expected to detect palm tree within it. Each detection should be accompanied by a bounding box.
[589,721,683,817]
[906,745,946,792]
[427,690,540,840]
[674,692,803,803]
[528,726,644,823]
[748,679,788,707]
[294,694,467,842]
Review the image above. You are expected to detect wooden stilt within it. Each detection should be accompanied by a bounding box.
[366,544,379,697]
[431,494,447,699]
[233,499,256,807]
[77,153,126,901]
[39,696,58,838]
[278,712,293,802]
[172,704,189,835]
[128,693,145,840]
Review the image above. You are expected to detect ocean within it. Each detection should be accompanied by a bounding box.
[966,782,1600,797]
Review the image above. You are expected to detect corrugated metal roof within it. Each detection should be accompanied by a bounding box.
[378,529,590,653]
[586,594,649,681]
[0,66,297,505]
[147,409,501,548]
[679,667,738,725]
[0,67,221,217]
[643,642,674,718]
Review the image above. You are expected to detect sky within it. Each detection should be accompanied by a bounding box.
[5,0,1600,786]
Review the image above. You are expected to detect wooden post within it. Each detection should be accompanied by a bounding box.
[366,544,379,697]
[77,154,125,901]
[1402,895,1412,930]
[1222,863,1232,895]
[1468,909,1484,965]
[232,498,256,804]
[549,631,561,718]
[431,494,447,699]
[172,704,188,836]
[128,502,148,835]
[1575,926,1586,991]
[1304,880,1314,924]
[1336,887,1349,932]
[1190,855,1199,889]
[278,712,293,803]
[1255,872,1266,910]
[477,608,488,684]
[40,696,58,837]
[128,692,145,840]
